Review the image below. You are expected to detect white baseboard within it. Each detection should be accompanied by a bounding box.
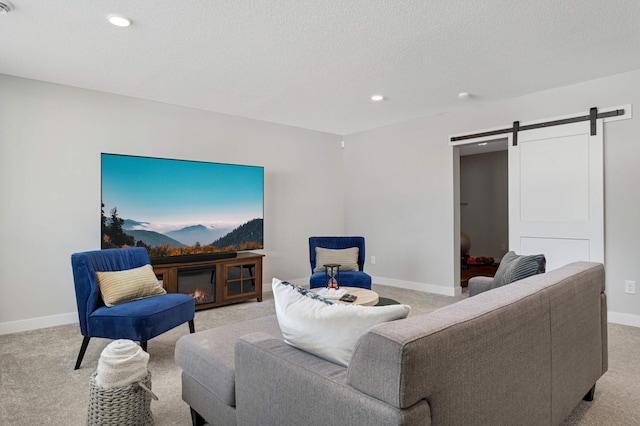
[371,276,460,297]
[0,312,78,336]
[607,311,640,328]
[285,277,311,288]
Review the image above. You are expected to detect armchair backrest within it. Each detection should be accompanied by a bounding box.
[309,236,366,272]
[71,247,151,336]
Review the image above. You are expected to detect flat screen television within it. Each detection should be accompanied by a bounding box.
[101,153,264,264]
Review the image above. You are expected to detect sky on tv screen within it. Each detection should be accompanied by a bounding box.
[101,154,264,235]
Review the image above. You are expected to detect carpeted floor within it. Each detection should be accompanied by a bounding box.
[1,284,639,425]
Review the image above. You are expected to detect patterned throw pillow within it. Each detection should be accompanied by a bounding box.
[491,251,546,289]
[313,247,359,273]
[277,280,334,305]
[272,278,410,366]
[96,264,166,307]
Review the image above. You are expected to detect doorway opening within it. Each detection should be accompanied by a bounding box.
[455,138,508,288]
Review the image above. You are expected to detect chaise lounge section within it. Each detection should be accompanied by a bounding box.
[176,261,607,425]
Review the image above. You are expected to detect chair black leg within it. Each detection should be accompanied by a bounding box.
[583,384,596,401]
[74,336,91,370]
[190,407,206,426]
[189,319,195,334]
[141,341,148,352]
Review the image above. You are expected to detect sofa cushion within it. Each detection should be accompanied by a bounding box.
[175,315,282,407]
[95,264,166,307]
[309,270,372,289]
[272,278,410,367]
[313,247,359,272]
[491,251,546,289]
[88,293,194,341]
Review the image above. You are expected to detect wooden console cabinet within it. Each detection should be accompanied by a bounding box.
[460,263,498,288]
[152,252,264,311]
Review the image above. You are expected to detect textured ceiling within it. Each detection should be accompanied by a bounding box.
[1,0,639,135]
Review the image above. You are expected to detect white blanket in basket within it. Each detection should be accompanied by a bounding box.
[95,339,149,389]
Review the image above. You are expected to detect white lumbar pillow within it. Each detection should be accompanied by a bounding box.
[272,278,410,367]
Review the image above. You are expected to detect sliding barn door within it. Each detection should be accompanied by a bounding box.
[509,120,604,271]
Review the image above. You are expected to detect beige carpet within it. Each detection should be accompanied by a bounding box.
[1,284,638,425]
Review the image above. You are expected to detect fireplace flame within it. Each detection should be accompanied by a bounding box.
[189,288,209,302]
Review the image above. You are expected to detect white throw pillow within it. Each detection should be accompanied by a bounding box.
[313,247,359,272]
[272,278,411,367]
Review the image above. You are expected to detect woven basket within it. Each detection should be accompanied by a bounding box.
[87,371,155,426]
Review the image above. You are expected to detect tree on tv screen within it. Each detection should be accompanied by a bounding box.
[101,204,134,248]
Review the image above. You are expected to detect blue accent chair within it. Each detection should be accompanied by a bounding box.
[71,247,195,369]
[309,236,372,289]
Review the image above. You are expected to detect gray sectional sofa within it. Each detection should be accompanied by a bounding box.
[175,261,607,426]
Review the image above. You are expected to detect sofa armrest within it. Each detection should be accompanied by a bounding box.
[468,276,493,297]
[234,332,430,426]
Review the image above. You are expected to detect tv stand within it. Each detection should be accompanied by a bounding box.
[152,252,264,311]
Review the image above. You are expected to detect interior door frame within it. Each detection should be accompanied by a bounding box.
[450,104,631,290]
[452,134,512,292]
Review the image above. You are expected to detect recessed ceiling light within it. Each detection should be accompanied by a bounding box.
[458,92,471,101]
[371,95,384,101]
[108,15,131,27]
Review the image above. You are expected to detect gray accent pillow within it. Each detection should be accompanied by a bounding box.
[491,251,546,289]
[313,247,359,273]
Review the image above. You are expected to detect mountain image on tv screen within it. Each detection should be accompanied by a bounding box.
[101,153,264,259]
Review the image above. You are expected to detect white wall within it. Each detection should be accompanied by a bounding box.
[0,74,345,333]
[460,151,509,260]
[344,69,640,325]
[343,120,458,295]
